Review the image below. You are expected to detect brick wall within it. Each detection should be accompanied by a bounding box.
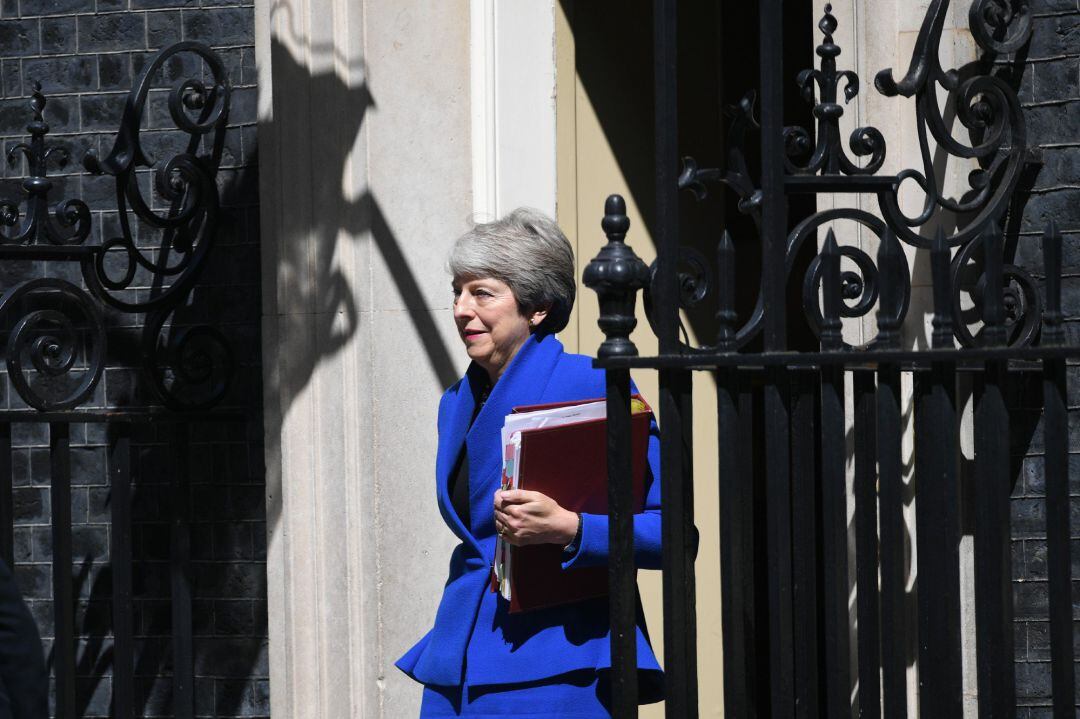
[1009,0,1080,715]
[0,1,264,717]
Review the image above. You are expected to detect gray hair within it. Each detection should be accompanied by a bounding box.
[448,208,576,335]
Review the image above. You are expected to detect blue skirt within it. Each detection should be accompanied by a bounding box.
[419,670,614,718]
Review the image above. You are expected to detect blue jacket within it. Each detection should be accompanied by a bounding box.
[395,334,664,696]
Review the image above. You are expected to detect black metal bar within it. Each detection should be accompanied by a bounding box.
[759,0,795,706]
[875,229,907,719]
[660,368,697,718]
[607,369,637,717]
[718,370,755,717]
[974,228,1015,717]
[0,423,12,569]
[875,362,907,719]
[591,344,1080,371]
[653,0,679,355]
[110,422,134,719]
[171,423,194,719]
[49,421,75,718]
[790,370,819,719]
[853,370,881,717]
[914,233,963,717]
[819,234,851,716]
[1040,220,1075,717]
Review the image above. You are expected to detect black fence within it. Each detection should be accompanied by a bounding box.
[0,42,240,718]
[587,1,1077,717]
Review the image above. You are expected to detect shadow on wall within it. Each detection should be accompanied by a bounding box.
[261,32,459,429]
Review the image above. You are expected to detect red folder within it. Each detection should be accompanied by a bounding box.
[501,396,652,613]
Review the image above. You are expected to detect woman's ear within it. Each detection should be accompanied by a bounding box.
[528,304,551,329]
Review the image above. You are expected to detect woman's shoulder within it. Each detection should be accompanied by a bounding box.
[550,348,606,395]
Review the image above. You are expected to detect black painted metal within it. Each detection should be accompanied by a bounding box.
[789,370,818,719]
[0,423,10,570]
[110,423,134,719]
[584,197,648,716]
[875,230,908,719]
[49,421,75,718]
[853,370,881,718]
[580,0,1071,715]
[171,424,195,719]
[0,41,239,719]
[914,234,964,717]
[1040,221,1075,718]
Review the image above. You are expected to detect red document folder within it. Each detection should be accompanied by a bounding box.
[502,396,652,614]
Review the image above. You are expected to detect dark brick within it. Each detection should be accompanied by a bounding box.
[40,16,75,55]
[1017,661,1054,700]
[0,18,40,55]
[215,677,270,716]
[1029,13,1080,59]
[134,0,194,7]
[97,53,132,91]
[1026,102,1080,149]
[1033,58,1080,104]
[13,526,31,562]
[182,8,252,46]
[240,46,255,85]
[23,56,95,94]
[20,0,93,15]
[79,93,126,131]
[0,0,17,17]
[1030,0,1078,12]
[13,486,47,522]
[213,599,253,634]
[197,561,264,598]
[77,13,145,54]
[194,636,266,677]
[1,58,20,98]
[146,8,180,47]
[14,563,50,598]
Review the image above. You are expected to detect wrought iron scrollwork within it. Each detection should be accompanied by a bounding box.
[83,41,229,313]
[0,42,234,412]
[1,85,91,246]
[596,0,1046,357]
[0,279,106,410]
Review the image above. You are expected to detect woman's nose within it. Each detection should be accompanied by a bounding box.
[453,295,473,319]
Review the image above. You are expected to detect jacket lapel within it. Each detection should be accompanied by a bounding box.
[463,334,563,539]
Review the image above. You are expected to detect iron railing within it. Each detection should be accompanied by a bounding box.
[586,1,1076,717]
[0,42,238,718]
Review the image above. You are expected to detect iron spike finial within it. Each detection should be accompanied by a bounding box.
[1041,219,1064,346]
[583,195,649,359]
[821,229,843,351]
[930,227,955,349]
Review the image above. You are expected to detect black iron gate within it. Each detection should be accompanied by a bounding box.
[585,1,1077,716]
[0,43,238,718]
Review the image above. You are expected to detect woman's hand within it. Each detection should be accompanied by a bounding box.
[493,489,578,547]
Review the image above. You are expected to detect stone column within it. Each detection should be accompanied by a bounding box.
[256,1,471,716]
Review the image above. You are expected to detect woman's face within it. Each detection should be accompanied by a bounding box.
[452,276,547,381]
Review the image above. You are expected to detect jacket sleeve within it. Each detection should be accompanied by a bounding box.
[560,409,666,571]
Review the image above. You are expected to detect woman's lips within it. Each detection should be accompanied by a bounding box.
[463,330,486,342]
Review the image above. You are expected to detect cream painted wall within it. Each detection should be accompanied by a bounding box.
[554,4,724,717]
[257,1,472,716]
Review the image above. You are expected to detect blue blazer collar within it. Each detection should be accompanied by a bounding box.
[435,334,564,549]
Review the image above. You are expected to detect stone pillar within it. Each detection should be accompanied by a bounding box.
[256,1,471,716]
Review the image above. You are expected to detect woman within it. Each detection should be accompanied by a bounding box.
[395,208,664,717]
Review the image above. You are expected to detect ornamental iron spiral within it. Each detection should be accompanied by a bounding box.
[0,42,234,413]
